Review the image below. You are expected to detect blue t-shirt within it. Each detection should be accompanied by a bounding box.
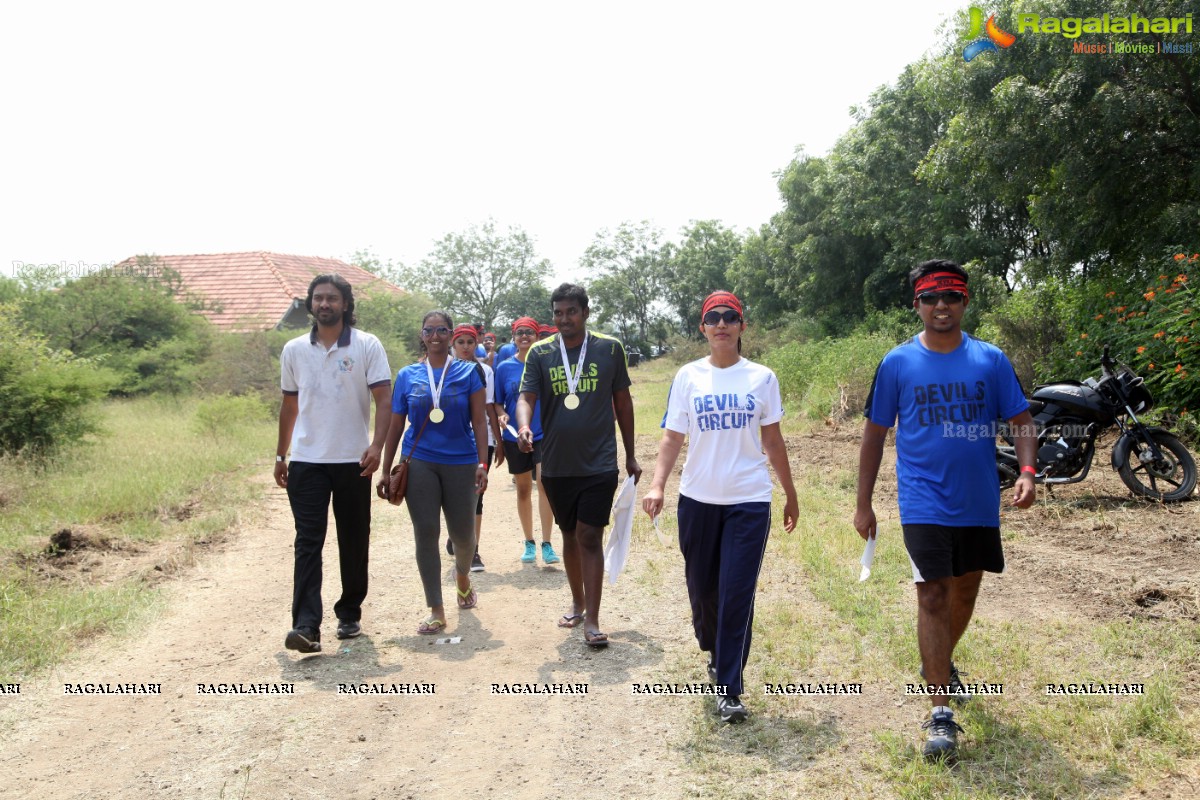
[494,357,542,442]
[864,333,1028,527]
[496,342,517,364]
[393,360,484,465]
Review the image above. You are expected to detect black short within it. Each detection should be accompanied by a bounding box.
[503,440,542,476]
[901,524,1005,583]
[541,473,619,532]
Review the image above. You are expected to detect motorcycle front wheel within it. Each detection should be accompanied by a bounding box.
[1116,431,1198,502]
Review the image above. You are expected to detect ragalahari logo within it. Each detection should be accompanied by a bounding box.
[964,7,1016,61]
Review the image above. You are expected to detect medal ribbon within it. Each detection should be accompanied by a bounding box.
[557,333,588,399]
[424,357,452,417]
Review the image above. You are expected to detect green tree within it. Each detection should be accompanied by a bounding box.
[398,220,552,330]
[580,221,669,346]
[18,265,212,394]
[663,220,743,335]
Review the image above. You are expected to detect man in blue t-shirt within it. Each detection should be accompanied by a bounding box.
[855,260,1038,760]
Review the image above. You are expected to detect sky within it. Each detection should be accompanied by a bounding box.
[1,1,969,284]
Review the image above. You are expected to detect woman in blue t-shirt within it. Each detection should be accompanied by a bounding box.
[379,311,490,635]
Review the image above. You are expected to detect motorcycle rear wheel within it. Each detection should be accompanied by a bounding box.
[1116,431,1198,502]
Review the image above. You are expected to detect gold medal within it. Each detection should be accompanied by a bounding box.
[564,393,580,410]
[429,408,445,423]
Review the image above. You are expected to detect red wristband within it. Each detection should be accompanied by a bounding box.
[1020,465,1036,475]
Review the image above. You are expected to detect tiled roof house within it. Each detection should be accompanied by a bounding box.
[113,252,404,332]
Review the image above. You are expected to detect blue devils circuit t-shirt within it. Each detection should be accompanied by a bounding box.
[393,359,484,465]
[864,333,1028,527]
[494,357,543,442]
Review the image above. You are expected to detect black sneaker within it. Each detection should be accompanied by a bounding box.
[285,628,321,653]
[717,694,748,724]
[471,551,485,572]
[446,538,454,555]
[920,662,969,705]
[921,709,963,759]
[336,620,362,639]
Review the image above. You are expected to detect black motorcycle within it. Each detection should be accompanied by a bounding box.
[997,346,1197,502]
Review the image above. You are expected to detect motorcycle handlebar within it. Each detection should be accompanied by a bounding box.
[1101,345,1114,375]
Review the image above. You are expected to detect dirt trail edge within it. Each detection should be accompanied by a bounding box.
[0,466,699,800]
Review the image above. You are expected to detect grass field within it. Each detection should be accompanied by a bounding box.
[0,395,274,680]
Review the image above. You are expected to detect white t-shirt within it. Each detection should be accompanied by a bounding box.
[480,361,496,448]
[662,357,785,505]
[280,326,392,463]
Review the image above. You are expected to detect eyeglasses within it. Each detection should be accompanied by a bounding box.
[514,328,537,337]
[703,309,742,326]
[917,291,965,306]
[421,326,451,337]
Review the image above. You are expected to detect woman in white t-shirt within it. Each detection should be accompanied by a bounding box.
[643,290,798,725]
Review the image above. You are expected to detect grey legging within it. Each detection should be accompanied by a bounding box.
[404,458,478,608]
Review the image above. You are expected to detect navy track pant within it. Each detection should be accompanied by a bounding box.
[677,495,771,697]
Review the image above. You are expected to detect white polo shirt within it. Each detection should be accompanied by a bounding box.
[280,325,392,463]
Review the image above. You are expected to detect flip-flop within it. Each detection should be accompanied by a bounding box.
[417,617,447,635]
[584,630,609,649]
[557,612,585,629]
[456,585,478,610]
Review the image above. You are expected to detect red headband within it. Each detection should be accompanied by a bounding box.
[451,324,477,342]
[702,290,743,318]
[914,272,968,299]
[512,316,539,334]
[483,332,496,341]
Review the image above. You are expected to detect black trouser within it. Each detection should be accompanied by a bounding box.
[286,461,371,633]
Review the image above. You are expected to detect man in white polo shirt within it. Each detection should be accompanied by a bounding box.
[274,274,392,653]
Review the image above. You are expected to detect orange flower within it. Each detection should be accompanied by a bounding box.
[1080,333,1088,339]
[1175,254,1187,261]
[1076,350,1083,356]
[1176,364,1184,373]
[1105,291,1116,298]
[1139,311,1147,316]
[1159,274,1170,281]
[1144,291,1156,301]
[1116,306,1127,312]
[1148,363,1155,369]
[1165,288,1177,294]
[1154,331,1166,339]
[1094,314,1104,320]
[1137,346,1147,353]
[1175,274,1188,283]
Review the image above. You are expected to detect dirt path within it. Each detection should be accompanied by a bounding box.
[0,457,704,800]
[3,428,1198,799]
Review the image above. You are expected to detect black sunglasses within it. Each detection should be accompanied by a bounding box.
[703,309,742,326]
[421,326,451,337]
[917,291,965,306]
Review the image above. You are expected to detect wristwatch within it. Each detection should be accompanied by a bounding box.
[276,455,285,462]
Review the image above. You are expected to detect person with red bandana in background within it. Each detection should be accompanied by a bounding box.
[494,317,559,565]
[855,259,1037,760]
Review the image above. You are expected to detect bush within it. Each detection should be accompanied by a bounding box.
[18,269,213,395]
[193,394,273,438]
[1066,251,1198,419]
[762,333,899,422]
[0,311,117,455]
